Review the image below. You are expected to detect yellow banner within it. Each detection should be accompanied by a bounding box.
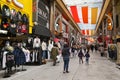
[91,7,98,24]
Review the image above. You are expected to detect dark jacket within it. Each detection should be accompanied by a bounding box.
[78,50,84,58]
[13,47,26,65]
[51,47,59,60]
[85,53,90,58]
[62,47,70,59]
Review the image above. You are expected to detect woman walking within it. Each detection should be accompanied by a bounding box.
[51,44,59,66]
[62,44,70,73]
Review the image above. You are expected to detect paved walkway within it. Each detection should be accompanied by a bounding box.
[0,51,120,80]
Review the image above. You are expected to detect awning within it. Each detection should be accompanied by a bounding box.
[33,26,51,37]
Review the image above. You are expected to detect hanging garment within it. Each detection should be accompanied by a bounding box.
[22,47,30,62]
[33,37,41,48]
[21,14,29,24]
[13,47,26,66]
[16,11,22,22]
[9,21,17,36]
[6,52,14,68]
[2,5,10,18]
[10,9,17,22]
[16,23,22,33]
[26,37,33,49]
[21,24,27,33]
[2,51,8,68]
[1,18,9,30]
[32,51,35,62]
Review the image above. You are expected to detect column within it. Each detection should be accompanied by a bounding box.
[50,0,55,33]
[112,0,117,38]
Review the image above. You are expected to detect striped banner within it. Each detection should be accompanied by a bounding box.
[82,6,88,23]
[69,6,99,36]
[70,6,80,23]
[91,7,98,24]
[81,29,95,36]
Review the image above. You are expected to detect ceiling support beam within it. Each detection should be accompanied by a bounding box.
[55,0,81,33]
[95,0,110,34]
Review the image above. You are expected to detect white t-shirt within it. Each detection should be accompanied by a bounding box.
[41,42,47,51]
[33,37,41,48]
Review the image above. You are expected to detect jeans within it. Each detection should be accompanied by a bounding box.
[42,51,46,59]
[63,58,69,72]
[86,58,89,64]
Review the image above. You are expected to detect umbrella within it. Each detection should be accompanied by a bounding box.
[54,38,59,42]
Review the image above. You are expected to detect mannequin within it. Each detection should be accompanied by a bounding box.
[5,41,14,52]
[48,40,53,60]
[33,36,41,63]
[41,40,47,63]
[26,37,33,50]
[33,36,41,50]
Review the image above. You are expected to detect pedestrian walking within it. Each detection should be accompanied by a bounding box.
[51,44,59,66]
[78,49,84,64]
[85,50,90,64]
[99,45,104,57]
[71,45,75,58]
[62,44,70,73]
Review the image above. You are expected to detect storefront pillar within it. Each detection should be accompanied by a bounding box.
[50,0,55,33]
[112,0,117,38]
[102,20,105,45]
[117,42,120,65]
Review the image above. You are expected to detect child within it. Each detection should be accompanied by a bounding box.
[85,50,90,64]
[78,49,84,64]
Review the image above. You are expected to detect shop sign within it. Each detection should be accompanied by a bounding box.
[38,8,47,19]
[7,0,23,8]
[38,0,49,28]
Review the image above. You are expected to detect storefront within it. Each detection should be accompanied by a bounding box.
[32,0,51,40]
[0,0,33,77]
[0,0,33,37]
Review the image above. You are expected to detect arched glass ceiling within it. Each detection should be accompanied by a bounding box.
[63,0,104,36]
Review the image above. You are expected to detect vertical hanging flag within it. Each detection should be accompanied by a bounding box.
[89,30,92,36]
[86,29,89,35]
[91,7,98,24]
[82,6,88,23]
[81,30,85,35]
[70,6,80,23]
[91,30,95,35]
